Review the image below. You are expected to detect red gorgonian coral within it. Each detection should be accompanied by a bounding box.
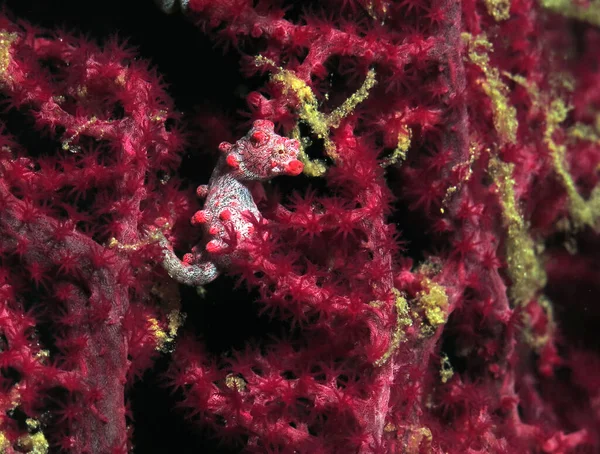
[0,0,599,452]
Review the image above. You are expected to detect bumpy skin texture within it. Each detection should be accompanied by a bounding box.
[160,119,303,286]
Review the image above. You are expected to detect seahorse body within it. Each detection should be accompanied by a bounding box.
[160,119,303,286]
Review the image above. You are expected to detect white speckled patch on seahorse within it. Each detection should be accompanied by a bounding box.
[159,119,303,286]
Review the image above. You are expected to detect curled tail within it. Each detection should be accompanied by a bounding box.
[157,233,219,286]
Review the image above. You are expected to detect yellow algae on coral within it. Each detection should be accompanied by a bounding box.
[225,374,247,391]
[500,74,600,232]
[541,0,600,27]
[373,288,412,367]
[484,0,512,21]
[568,122,600,144]
[406,426,433,454]
[462,33,518,145]
[14,420,49,454]
[364,0,390,23]
[328,68,376,129]
[381,125,412,168]
[545,99,600,231]
[0,432,9,453]
[488,156,547,305]
[147,317,165,346]
[417,278,449,328]
[443,142,479,207]
[439,353,454,383]
[0,30,17,82]
[148,310,186,352]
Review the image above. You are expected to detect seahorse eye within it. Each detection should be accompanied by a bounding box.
[271,147,285,158]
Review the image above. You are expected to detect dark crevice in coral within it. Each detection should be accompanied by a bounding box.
[37,57,69,82]
[300,123,327,162]
[178,275,299,357]
[0,100,63,159]
[544,231,600,352]
[130,356,241,454]
[6,405,29,431]
[387,188,434,264]
[1,366,22,389]
[439,327,468,376]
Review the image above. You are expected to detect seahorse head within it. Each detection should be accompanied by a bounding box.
[218,120,303,180]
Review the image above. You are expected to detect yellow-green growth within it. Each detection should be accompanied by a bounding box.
[148,310,186,353]
[484,0,512,20]
[381,125,412,167]
[0,432,8,453]
[25,433,49,454]
[293,132,328,177]
[225,374,247,391]
[540,0,600,27]
[545,99,600,230]
[14,420,49,454]
[488,156,547,305]
[439,353,454,383]
[442,142,479,210]
[568,122,600,144]
[297,149,328,177]
[373,288,412,367]
[62,116,98,153]
[364,0,390,22]
[406,427,433,454]
[35,350,49,362]
[0,30,17,81]
[256,56,376,176]
[327,68,377,129]
[462,33,518,144]
[501,74,600,230]
[417,278,449,327]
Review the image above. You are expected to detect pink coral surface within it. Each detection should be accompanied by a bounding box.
[0,0,599,452]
